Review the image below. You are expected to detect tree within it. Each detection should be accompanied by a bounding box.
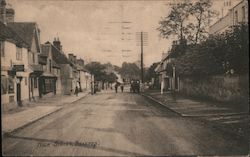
[145,62,159,82]
[157,2,192,41]
[85,62,106,81]
[189,0,218,44]
[120,62,140,80]
[173,24,249,76]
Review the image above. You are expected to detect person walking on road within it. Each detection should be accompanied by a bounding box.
[115,83,118,93]
[75,86,79,96]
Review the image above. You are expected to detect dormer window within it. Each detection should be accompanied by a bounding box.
[16,46,22,60]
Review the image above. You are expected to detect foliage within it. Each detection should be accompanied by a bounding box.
[145,62,159,82]
[119,62,140,80]
[188,0,218,44]
[157,2,191,40]
[85,62,106,81]
[158,0,217,44]
[174,24,249,76]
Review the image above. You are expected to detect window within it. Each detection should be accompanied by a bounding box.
[242,6,245,21]
[34,77,38,88]
[8,77,14,94]
[32,53,35,63]
[1,75,7,95]
[234,11,238,24]
[0,41,4,57]
[43,65,47,71]
[16,46,22,60]
[49,59,52,73]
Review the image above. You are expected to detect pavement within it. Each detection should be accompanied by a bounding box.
[142,89,249,138]
[2,91,89,136]
[2,90,248,156]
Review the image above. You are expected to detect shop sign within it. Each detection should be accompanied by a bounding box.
[13,65,25,72]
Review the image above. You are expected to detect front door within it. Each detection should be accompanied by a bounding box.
[17,82,22,106]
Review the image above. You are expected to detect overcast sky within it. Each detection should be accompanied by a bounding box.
[7,0,236,67]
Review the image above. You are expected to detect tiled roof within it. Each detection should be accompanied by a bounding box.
[0,22,28,47]
[47,42,70,64]
[52,60,60,69]
[7,22,37,48]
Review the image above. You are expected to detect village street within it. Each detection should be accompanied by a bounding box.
[2,88,248,156]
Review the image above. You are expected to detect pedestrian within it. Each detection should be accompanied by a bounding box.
[115,83,118,93]
[120,83,124,92]
[75,86,79,96]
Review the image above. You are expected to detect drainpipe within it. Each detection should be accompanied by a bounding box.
[28,74,31,101]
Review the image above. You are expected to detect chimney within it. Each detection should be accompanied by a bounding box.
[68,53,74,62]
[53,38,62,51]
[6,8,14,23]
[77,59,84,66]
[0,0,6,24]
[73,55,77,64]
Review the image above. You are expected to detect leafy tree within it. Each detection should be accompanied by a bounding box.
[145,62,159,82]
[157,2,192,41]
[120,62,140,80]
[189,0,218,44]
[173,24,249,76]
[85,62,106,81]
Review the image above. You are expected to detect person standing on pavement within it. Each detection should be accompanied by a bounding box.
[75,86,79,96]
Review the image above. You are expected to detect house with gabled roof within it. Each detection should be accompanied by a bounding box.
[39,42,61,97]
[8,22,43,101]
[0,21,30,110]
[44,38,76,95]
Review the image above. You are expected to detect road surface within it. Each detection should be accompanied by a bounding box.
[2,90,249,156]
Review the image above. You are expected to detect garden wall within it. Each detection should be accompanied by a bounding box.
[179,75,249,104]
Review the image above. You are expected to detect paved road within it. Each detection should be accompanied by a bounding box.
[2,91,249,156]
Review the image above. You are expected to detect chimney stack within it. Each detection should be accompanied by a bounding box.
[0,0,7,24]
[68,53,74,63]
[53,38,62,51]
[6,8,14,23]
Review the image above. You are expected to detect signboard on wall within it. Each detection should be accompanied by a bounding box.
[13,65,25,72]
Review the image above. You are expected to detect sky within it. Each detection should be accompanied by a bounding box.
[7,0,238,67]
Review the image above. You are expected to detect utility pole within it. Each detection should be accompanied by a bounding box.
[140,32,144,83]
[136,31,148,84]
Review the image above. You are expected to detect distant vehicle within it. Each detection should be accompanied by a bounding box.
[130,80,140,93]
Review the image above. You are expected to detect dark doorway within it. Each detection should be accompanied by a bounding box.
[16,82,22,106]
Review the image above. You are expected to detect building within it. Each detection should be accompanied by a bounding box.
[48,38,74,95]
[155,41,182,94]
[0,21,30,110]
[76,58,91,92]
[39,42,61,97]
[209,0,248,34]
[8,22,43,101]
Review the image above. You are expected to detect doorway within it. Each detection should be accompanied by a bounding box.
[16,78,22,106]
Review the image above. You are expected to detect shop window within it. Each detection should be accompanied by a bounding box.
[0,41,4,57]
[1,75,7,95]
[45,79,53,93]
[16,46,22,60]
[8,77,14,94]
[34,77,38,88]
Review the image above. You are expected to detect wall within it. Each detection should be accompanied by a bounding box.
[60,64,73,95]
[179,75,249,104]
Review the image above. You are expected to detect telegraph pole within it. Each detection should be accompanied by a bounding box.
[140,32,144,83]
[136,32,147,84]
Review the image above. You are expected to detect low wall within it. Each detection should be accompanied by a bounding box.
[179,75,249,104]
